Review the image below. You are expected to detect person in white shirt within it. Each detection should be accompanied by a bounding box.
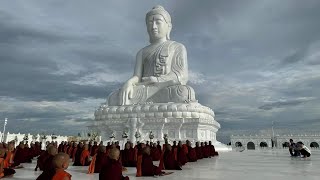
[297,142,311,158]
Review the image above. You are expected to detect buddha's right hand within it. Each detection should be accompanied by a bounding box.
[120,81,134,105]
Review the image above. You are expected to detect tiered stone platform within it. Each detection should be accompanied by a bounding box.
[93,102,220,142]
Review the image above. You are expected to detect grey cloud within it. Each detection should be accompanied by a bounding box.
[281,48,308,66]
[258,98,314,110]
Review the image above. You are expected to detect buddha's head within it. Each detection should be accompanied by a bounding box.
[146,5,172,43]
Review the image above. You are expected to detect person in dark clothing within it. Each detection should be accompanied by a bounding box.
[99,148,129,180]
[163,144,182,170]
[297,142,311,158]
[289,139,300,157]
[73,143,84,166]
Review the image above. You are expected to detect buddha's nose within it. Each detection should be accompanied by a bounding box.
[152,21,157,30]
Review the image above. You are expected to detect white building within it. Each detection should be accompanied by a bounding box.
[230,134,320,150]
[1,131,68,148]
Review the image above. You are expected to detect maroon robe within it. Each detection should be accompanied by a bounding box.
[177,147,188,165]
[187,146,198,162]
[58,143,64,153]
[202,146,210,158]
[36,155,55,180]
[99,157,129,180]
[151,146,161,161]
[42,155,55,172]
[73,146,83,166]
[12,147,29,166]
[36,151,50,171]
[163,150,181,170]
[141,154,162,176]
[94,152,109,173]
[209,145,219,156]
[195,146,203,159]
[121,148,136,167]
[91,145,98,156]
[157,145,162,153]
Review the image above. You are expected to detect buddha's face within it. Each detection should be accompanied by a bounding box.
[147,14,170,42]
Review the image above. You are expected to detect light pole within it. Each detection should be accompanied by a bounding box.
[1,118,8,142]
[271,121,275,148]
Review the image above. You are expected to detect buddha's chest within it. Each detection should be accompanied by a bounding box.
[142,45,173,77]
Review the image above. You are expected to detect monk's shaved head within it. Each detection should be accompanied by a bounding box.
[143,146,151,155]
[53,153,70,169]
[98,145,106,153]
[108,148,120,160]
[48,146,58,156]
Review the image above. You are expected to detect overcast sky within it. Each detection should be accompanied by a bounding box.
[1,0,320,143]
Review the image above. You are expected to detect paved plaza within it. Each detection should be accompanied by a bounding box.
[9,149,320,180]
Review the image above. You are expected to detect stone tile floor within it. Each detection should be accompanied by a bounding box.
[9,149,320,180]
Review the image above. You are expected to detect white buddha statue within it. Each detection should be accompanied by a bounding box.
[107,6,196,106]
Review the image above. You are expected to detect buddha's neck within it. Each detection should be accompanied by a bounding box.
[151,37,167,44]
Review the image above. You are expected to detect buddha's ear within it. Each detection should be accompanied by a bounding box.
[166,23,172,40]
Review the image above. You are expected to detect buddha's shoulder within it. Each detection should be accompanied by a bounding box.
[167,40,186,50]
[138,41,186,55]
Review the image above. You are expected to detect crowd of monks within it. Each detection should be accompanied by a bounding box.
[0,139,218,180]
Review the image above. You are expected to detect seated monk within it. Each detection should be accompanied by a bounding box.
[80,144,90,166]
[90,146,108,173]
[163,145,181,170]
[23,144,33,162]
[201,142,210,158]
[52,153,72,180]
[99,148,129,180]
[35,144,55,171]
[63,142,69,153]
[186,140,197,162]
[58,142,64,153]
[90,142,98,156]
[34,142,42,156]
[172,141,177,150]
[150,143,161,161]
[195,142,203,159]
[37,153,71,180]
[209,141,219,156]
[139,147,164,176]
[12,143,28,167]
[177,141,187,166]
[30,143,38,158]
[4,142,15,168]
[0,148,15,178]
[66,142,74,156]
[156,141,162,153]
[115,142,121,150]
[73,143,83,166]
[107,5,196,106]
[41,146,58,174]
[121,143,136,167]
